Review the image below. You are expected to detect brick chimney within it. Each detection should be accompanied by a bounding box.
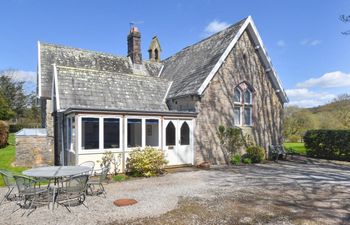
[127,26,142,64]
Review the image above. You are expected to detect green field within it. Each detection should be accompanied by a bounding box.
[284,142,307,155]
[0,134,27,186]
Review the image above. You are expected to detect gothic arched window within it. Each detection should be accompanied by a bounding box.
[234,83,253,126]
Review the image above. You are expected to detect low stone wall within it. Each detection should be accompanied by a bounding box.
[15,136,54,167]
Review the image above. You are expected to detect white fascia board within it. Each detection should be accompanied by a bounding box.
[197,17,251,96]
[163,81,173,103]
[247,17,288,103]
[37,41,42,98]
[53,64,60,111]
[197,16,288,103]
[157,65,164,77]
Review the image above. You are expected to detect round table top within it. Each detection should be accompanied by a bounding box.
[23,166,91,178]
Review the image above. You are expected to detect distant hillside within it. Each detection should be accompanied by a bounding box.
[309,99,350,114]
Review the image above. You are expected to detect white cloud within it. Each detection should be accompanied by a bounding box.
[300,39,321,46]
[10,70,36,83]
[277,40,286,47]
[286,88,336,108]
[204,20,229,36]
[297,71,350,88]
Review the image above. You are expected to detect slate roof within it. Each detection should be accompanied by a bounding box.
[55,66,170,111]
[160,18,246,98]
[39,42,163,98]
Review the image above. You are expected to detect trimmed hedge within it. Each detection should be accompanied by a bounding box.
[304,130,350,161]
[0,121,9,148]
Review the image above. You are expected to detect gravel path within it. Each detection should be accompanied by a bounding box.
[1,157,350,225]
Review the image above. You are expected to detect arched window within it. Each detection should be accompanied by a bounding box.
[180,122,190,145]
[166,122,176,146]
[234,83,253,126]
[154,49,159,61]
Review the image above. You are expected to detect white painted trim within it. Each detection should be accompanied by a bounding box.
[77,115,123,154]
[125,116,162,150]
[197,16,288,103]
[53,64,60,111]
[163,81,173,103]
[37,41,42,98]
[197,17,251,95]
[157,65,164,77]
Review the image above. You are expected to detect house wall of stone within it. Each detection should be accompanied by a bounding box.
[193,31,284,165]
[15,136,54,167]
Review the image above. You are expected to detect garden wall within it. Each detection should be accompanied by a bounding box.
[15,129,54,167]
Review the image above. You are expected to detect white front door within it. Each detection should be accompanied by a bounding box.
[163,119,193,165]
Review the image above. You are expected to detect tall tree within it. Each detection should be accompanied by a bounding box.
[0,70,28,119]
[0,93,15,120]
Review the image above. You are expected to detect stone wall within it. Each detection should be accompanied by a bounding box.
[15,136,54,167]
[192,31,284,165]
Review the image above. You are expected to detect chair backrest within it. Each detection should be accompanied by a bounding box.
[98,167,109,183]
[79,161,95,175]
[63,174,89,194]
[13,175,37,194]
[0,169,15,187]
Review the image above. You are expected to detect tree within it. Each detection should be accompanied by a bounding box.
[340,15,350,35]
[283,107,315,141]
[0,93,15,120]
[0,70,28,119]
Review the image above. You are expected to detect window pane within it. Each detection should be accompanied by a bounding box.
[234,107,241,125]
[244,107,252,125]
[244,90,252,104]
[180,122,190,145]
[82,118,99,150]
[146,119,159,146]
[234,88,241,102]
[67,118,71,151]
[127,119,142,147]
[166,121,176,146]
[104,118,120,149]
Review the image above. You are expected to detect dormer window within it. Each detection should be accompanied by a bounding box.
[233,83,253,126]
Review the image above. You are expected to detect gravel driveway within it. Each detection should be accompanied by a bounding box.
[1,156,350,225]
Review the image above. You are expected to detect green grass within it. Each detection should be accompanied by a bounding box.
[112,174,129,182]
[284,142,307,155]
[0,134,27,186]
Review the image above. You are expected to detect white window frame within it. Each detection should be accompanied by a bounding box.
[125,116,161,151]
[78,115,122,154]
[234,85,253,127]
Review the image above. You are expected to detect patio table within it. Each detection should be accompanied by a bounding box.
[23,166,91,210]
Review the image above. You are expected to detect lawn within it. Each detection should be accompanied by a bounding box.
[0,133,27,186]
[284,142,306,155]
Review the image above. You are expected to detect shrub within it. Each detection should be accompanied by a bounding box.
[97,151,122,175]
[230,154,241,165]
[246,146,265,163]
[9,124,24,133]
[288,135,300,143]
[126,147,168,177]
[242,157,252,164]
[0,121,9,148]
[304,130,350,161]
[113,174,128,182]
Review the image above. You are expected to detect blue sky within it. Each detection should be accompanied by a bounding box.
[0,0,349,107]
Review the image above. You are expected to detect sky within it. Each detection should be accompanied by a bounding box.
[0,0,349,107]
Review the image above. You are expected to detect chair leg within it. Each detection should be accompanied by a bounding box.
[0,186,14,206]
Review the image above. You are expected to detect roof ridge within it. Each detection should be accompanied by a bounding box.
[56,65,169,81]
[40,41,128,60]
[161,17,248,62]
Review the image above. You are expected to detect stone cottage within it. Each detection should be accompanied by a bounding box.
[37,16,288,171]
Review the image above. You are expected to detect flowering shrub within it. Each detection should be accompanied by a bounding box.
[0,121,9,148]
[126,147,168,177]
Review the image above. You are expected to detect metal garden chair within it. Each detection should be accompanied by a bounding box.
[13,175,49,216]
[87,167,109,197]
[0,169,17,206]
[56,174,89,212]
[79,161,95,176]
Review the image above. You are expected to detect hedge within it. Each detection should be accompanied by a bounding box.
[304,130,350,161]
[0,121,9,148]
